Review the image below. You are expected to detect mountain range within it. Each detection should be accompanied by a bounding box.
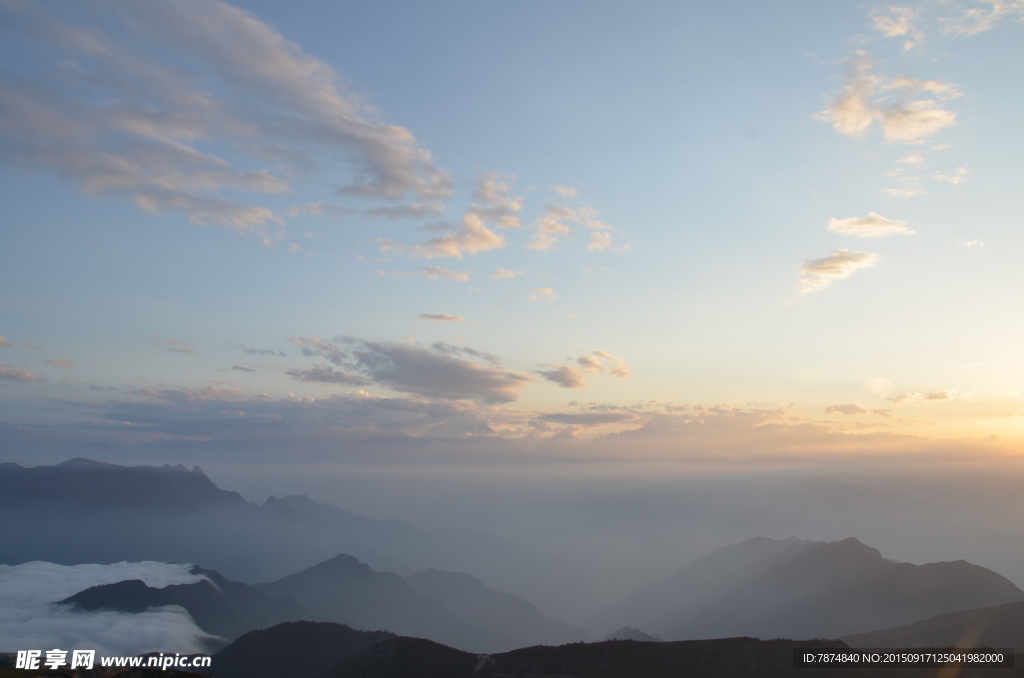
[61,552,585,653]
[612,536,1024,641]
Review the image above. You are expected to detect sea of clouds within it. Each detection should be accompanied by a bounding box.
[0,561,218,656]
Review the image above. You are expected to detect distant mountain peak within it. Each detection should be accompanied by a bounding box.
[56,457,115,468]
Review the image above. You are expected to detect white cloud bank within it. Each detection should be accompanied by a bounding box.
[0,561,216,656]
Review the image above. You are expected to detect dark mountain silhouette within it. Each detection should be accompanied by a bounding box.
[209,621,395,678]
[843,599,1024,649]
[603,626,662,641]
[255,554,492,652]
[404,568,587,651]
[324,636,1024,678]
[61,566,308,642]
[667,537,1024,640]
[0,458,250,514]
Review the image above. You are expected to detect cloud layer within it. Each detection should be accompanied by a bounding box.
[0,561,215,656]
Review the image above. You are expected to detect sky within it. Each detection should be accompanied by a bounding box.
[2,0,1024,474]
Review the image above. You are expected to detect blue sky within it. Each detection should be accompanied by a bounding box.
[2,0,1023,466]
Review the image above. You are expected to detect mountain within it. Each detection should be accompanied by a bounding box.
[61,566,308,642]
[405,568,587,651]
[603,627,662,642]
[0,459,575,620]
[843,599,1024,649]
[255,554,491,652]
[667,537,1024,640]
[210,622,395,678]
[609,536,822,633]
[0,458,250,514]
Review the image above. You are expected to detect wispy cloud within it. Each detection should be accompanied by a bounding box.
[0,336,11,347]
[45,358,75,368]
[883,187,928,197]
[286,363,372,386]
[469,173,524,229]
[152,336,196,354]
[526,204,611,251]
[377,266,470,282]
[0,0,451,234]
[825,402,869,415]
[827,212,915,237]
[934,166,970,184]
[871,5,923,50]
[941,0,1024,36]
[537,366,588,389]
[288,336,531,403]
[818,53,958,144]
[528,287,557,302]
[491,268,522,279]
[417,313,464,322]
[799,249,880,293]
[0,365,46,383]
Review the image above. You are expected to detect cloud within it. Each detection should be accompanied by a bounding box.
[290,202,444,220]
[0,365,46,383]
[899,153,924,165]
[871,5,923,49]
[411,213,505,259]
[241,346,286,357]
[538,366,588,389]
[818,53,958,144]
[926,390,951,401]
[417,313,464,322]
[576,355,603,374]
[799,249,880,293]
[526,204,610,251]
[825,402,869,415]
[827,212,915,237]
[0,0,451,233]
[366,203,446,220]
[591,351,631,378]
[286,363,372,386]
[492,268,522,279]
[378,266,470,282]
[537,412,640,427]
[0,561,216,656]
[292,336,531,403]
[469,174,524,229]
[888,392,921,405]
[46,358,75,368]
[934,166,970,184]
[0,336,11,347]
[528,287,557,302]
[941,0,1024,36]
[152,336,196,354]
[883,187,928,197]
[552,185,577,198]
[231,365,255,372]
[588,231,613,250]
